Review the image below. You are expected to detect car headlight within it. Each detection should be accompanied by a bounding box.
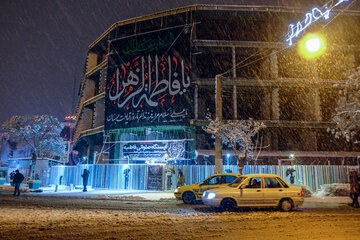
[207,192,216,199]
[174,188,179,193]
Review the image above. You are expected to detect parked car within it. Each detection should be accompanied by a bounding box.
[174,173,240,204]
[202,173,304,212]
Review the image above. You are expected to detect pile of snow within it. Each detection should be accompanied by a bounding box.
[313,184,350,198]
[0,185,29,193]
[97,192,176,201]
[293,184,313,197]
[98,194,146,200]
[159,197,177,201]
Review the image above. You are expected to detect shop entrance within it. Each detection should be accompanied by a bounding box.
[147,165,164,191]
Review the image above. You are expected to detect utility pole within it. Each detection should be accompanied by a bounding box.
[215,75,223,173]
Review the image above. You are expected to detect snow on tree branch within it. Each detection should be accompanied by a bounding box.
[203,113,266,172]
[2,115,65,179]
[328,66,360,143]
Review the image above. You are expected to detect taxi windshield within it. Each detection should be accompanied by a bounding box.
[228,177,246,187]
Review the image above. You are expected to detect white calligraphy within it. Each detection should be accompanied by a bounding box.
[108,55,191,109]
[286,0,349,46]
[106,108,188,125]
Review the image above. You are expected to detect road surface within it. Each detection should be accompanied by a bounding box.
[0,192,359,240]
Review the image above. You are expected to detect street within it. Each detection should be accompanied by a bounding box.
[0,192,359,240]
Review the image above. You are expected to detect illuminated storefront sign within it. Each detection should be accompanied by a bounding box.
[123,141,186,160]
[286,0,349,46]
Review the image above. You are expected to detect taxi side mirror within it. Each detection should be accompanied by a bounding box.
[239,185,245,189]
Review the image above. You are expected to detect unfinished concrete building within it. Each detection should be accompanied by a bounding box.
[72,4,360,168]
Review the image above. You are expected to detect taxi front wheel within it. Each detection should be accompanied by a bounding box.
[182,191,196,204]
[220,198,236,211]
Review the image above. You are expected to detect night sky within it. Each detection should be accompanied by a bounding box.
[0,0,337,127]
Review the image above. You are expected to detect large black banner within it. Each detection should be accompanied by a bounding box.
[105,27,193,130]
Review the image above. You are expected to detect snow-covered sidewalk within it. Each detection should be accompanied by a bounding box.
[30,186,176,200]
[0,184,352,204]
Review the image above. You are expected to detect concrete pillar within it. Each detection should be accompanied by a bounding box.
[99,68,106,93]
[87,139,94,164]
[272,88,280,120]
[86,52,98,73]
[261,89,271,120]
[270,50,279,120]
[270,51,278,79]
[82,108,93,131]
[194,85,198,119]
[344,52,356,72]
[307,88,322,121]
[93,101,105,128]
[232,47,238,119]
[215,75,223,174]
[83,79,96,100]
[233,86,237,119]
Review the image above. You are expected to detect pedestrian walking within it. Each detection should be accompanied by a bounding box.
[124,168,130,189]
[166,166,175,190]
[13,170,24,196]
[82,169,89,192]
[10,171,15,186]
[349,170,359,208]
[177,169,185,188]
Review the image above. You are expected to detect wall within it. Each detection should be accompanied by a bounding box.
[49,164,353,192]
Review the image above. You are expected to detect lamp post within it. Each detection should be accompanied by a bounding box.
[215,75,223,174]
[298,33,326,59]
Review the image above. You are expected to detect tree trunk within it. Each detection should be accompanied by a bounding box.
[238,154,247,175]
[238,162,244,175]
[28,152,37,180]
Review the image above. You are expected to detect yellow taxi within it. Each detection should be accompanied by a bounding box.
[174,173,240,204]
[202,173,304,212]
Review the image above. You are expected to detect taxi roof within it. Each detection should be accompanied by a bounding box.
[211,173,240,177]
[242,173,281,178]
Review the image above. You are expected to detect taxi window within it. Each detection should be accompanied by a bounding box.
[264,177,282,188]
[277,177,290,188]
[203,176,224,185]
[245,177,261,188]
[225,175,237,183]
[229,177,246,187]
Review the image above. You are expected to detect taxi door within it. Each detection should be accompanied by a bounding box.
[236,177,264,206]
[198,175,228,198]
[261,177,285,205]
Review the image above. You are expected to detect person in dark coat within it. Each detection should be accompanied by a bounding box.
[10,171,15,186]
[13,170,24,196]
[124,168,130,189]
[177,169,185,188]
[82,169,89,192]
[349,170,359,208]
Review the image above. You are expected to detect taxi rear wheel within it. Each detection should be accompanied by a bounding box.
[279,199,293,212]
[220,198,236,211]
[182,191,196,204]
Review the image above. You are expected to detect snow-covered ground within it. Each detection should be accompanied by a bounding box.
[0,190,359,240]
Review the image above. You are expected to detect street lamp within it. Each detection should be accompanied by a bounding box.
[298,33,326,59]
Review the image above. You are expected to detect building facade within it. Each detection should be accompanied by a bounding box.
[73,4,360,171]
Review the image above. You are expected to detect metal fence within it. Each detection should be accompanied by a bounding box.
[49,164,353,192]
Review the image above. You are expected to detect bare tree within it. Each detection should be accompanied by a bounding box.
[328,66,360,143]
[203,115,266,174]
[2,115,65,180]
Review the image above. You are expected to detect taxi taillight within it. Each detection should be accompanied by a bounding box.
[301,191,304,197]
